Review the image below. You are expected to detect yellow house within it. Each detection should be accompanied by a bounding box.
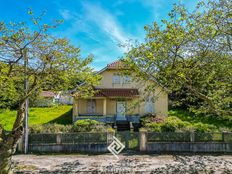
[72,60,168,130]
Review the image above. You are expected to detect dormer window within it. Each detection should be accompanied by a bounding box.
[123,75,131,84]
[112,74,121,84]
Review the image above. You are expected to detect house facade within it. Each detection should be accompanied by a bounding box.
[72,60,168,129]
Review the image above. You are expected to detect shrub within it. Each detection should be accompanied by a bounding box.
[146,122,162,132]
[146,116,190,132]
[73,119,109,132]
[144,115,218,133]
[161,117,191,132]
[141,114,164,122]
[192,123,217,133]
[29,120,110,133]
[152,117,165,123]
[29,124,72,133]
[107,127,115,133]
[160,122,176,132]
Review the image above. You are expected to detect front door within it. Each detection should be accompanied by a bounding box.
[116,101,126,120]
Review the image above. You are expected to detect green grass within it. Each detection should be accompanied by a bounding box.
[169,109,232,130]
[0,105,72,131]
[1,106,230,131]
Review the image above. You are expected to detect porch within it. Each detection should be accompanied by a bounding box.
[72,88,141,124]
[73,97,141,123]
[74,115,141,124]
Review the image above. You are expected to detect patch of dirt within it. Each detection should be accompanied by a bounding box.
[12,154,232,173]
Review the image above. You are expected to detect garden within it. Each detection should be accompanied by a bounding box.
[141,109,232,133]
[1,106,231,133]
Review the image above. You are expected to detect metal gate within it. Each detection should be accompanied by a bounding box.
[115,131,140,151]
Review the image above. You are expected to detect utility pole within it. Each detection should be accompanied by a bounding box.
[23,49,29,154]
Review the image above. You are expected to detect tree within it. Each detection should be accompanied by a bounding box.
[0,12,100,173]
[126,0,232,116]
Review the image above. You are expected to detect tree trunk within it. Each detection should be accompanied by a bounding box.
[0,101,25,173]
[0,146,13,174]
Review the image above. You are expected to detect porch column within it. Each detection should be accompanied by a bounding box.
[139,129,147,152]
[103,98,107,116]
[72,97,79,122]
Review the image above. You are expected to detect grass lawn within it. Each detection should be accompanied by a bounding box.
[0,105,72,131]
[1,106,230,131]
[169,109,232,130]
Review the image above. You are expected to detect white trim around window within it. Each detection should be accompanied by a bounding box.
[112,74,121,84]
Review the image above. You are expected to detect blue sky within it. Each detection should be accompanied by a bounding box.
[0,0,199,70]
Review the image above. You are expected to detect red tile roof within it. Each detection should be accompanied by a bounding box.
[94,88,139,97]
[107,60,125,69]
[40,91,56,98]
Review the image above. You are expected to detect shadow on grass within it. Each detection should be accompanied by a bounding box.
[48,108,73,125]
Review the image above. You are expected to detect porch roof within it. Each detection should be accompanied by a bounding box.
[94,88,139,98]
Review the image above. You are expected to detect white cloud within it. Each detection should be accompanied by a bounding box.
[59,2,135,52]
[56,2,140,70]
[81,2,132,52]
[56,10,102,44]
[57,2,134,53]
[59,9,72,20]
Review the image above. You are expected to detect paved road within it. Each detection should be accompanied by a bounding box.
[13,154,232,173]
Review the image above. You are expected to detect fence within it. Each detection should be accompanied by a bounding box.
[24,132,110,153]
[115,131,140,150]
[141,131,232,153]
[146,132,232,142]
[18,131,232,154]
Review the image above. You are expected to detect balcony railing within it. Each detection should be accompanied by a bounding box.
[74,115,140,123]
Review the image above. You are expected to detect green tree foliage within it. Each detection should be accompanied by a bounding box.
[0,62,23,108]
[126,0,232,117]
[0,11,100,173]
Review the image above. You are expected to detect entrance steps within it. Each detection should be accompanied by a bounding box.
[116,120,130,131]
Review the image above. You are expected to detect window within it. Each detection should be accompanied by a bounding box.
[87,99,96,114]
[144,97,155,114]
[112,74,121,84]
[123,75,131,84]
